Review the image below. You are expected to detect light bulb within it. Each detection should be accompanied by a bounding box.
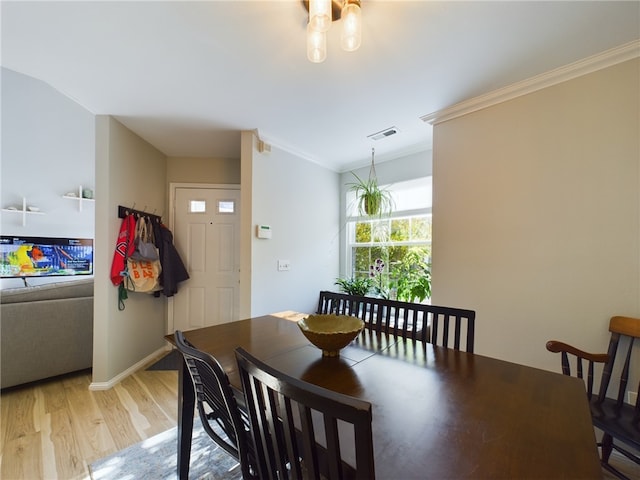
[309,0,332,32]
[307,23,327,63]
[341,1,361,52]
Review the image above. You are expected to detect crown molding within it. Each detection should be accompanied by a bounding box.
[421,40,640,126]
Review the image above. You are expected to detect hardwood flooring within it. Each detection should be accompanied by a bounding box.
[1,364,178,480]
[1,359,637,480]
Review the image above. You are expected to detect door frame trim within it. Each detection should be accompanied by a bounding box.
[167,182,241,334]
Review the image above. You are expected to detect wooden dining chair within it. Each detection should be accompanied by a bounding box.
[235,347,376,480]
[174,331,258,479]
[317,290,476,352]
[546,316,640,479]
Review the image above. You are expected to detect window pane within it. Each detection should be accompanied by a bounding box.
[390,219,410,241]
[388,245,408,268]
[355,222,371,243]
[354,247,371,274]
[411,216,432,241]
[371,221,389,243]
[189,200,206,213]
[370,246,387,265]
[218,200,235,213]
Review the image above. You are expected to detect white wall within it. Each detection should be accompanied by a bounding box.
[250,141,341,316]
[92,116,167,386]
[1,68,95,288]
[432,59,639,380]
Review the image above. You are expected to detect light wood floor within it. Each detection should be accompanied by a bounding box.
[0,363,179,480]
[1,361,638,480]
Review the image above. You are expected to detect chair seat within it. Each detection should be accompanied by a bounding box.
[591,398,640,450]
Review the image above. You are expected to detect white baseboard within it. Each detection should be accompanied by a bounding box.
[88,345,172,391]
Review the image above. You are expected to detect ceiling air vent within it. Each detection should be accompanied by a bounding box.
[367,127,399,141]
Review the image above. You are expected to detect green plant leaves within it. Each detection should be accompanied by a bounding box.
[347,172,394,217]
[334,276,373,296]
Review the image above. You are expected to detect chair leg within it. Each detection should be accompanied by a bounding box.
[601,433,614,465]
[601,461,632,480]
[596,431,639,480]
[598,433,633,480]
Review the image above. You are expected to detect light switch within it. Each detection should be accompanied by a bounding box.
[277,260,291,271]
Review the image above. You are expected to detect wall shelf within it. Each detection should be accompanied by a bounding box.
[63,185,94,212]
[1,197,45,226]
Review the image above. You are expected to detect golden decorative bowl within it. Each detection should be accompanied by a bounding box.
[298,314,364,357]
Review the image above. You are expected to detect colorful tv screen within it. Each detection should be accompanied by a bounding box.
[0,236,93,278]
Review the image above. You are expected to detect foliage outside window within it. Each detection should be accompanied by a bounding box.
[349,215,431,302]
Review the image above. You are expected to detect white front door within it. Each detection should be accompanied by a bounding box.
[172,186,240,332]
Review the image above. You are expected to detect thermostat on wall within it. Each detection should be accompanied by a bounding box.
[257,225,272,239]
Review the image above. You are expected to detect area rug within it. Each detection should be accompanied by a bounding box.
[89,417,242,480]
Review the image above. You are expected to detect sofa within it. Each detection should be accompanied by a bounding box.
[1,278,94,389]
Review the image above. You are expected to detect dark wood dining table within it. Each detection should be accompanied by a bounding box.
[167,312,602,479]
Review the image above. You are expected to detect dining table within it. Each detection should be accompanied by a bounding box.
[167,311,602,479]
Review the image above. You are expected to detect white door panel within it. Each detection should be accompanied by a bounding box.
[173,187,240,332]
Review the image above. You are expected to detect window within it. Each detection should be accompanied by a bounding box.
[345,177,432,302]
[218,200,235,214]
[189,200,206,213]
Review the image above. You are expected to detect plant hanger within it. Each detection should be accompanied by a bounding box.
[368,147,378,186]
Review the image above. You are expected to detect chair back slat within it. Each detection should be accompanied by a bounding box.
[598,332,624,404]
[324,416,342,479]
[615,337,635,408]
[297,402,318,478]
[317,291,475,352]
[604,316,640,408]
[560,351,570,376]
[236,347,375,480]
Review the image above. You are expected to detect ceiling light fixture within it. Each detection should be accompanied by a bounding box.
[305,0,361,63]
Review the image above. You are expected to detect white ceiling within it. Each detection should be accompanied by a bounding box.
[2,1,639,172]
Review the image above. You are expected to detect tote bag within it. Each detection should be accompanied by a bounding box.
[126,257,162,293]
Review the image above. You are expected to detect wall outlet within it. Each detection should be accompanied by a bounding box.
[628,391,638,405]
[277,259,291,271]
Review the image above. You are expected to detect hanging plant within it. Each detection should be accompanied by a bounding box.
[348,148,393,217]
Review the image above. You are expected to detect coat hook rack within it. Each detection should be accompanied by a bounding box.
[118,204,162,223]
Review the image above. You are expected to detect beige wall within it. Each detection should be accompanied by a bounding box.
[432,59,639,382]
[166,156,240,185]
[93,116,168,386]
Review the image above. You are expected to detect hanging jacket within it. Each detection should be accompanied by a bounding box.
[110,214,136,286]
[152,222,189,297]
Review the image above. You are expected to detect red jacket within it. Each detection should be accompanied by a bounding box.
[110,214,136,285]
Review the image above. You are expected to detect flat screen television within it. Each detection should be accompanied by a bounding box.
[0,236,93,278]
